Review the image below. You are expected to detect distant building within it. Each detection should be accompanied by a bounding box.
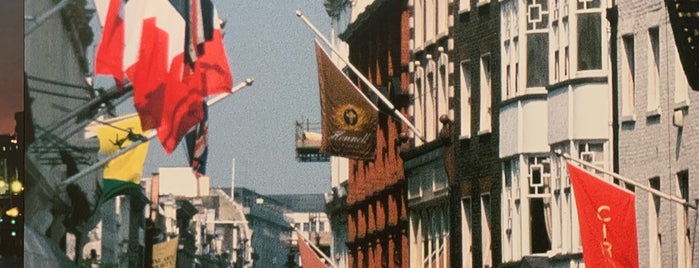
[190,188,253,267]
[99,195,147,267]
[231,187,294,268]
[140,169,253,268]
[271,193,332,265]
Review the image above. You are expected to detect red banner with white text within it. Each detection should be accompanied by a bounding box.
[567,162,638,267]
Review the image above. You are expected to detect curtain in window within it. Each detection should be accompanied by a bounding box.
[544,196,552,243]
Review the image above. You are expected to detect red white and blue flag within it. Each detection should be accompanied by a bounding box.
[185,104,208,178]
[189,6,233,96]
[94,0,232,154]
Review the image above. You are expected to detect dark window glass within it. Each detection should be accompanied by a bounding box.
[530,198,552,253]
[527,33,549,87]
[577,13,602,70]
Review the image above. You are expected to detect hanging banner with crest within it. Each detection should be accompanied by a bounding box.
[314,40,378,160]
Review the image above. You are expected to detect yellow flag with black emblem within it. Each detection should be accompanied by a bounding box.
[315,40,378,160]
[95,115,149,201]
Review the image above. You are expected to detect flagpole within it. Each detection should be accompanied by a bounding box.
[24,0,71,36]
[290,224,338,268]
[59,78,254,187]
[296,10,427,142]
[556,150,697,210]
[34,84,134,141]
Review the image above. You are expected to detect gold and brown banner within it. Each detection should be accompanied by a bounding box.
[315,40,378,160]
[152,237,179,268]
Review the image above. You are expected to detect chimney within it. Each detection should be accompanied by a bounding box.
[198,176,210,196]
[150,172,159,221]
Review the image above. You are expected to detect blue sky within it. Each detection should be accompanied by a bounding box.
[139,1,332,194]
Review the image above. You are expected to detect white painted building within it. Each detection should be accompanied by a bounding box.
[499,0,613,266]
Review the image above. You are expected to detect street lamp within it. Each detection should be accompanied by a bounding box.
[9,179,22,195]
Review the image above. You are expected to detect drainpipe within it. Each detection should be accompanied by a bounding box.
[606,5,619,173]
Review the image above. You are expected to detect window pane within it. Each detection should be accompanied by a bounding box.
[577,13,602,70]
[460,61,472,138]
[527,33,549,87]
[530,198,552,253]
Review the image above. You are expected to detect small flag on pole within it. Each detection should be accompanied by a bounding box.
[94,0,232,154]
[96,115,149,201]
[185,4,233,96]
[185,104,208,178]
[94,0,125,89]
[315,40,378,160]
[297,233,326,268]
[567,162,638,268]
[123,0,205,154]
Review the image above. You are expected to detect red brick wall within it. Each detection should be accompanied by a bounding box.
[344,1,411,267]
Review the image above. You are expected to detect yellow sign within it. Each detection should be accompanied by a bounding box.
[152,237,178,268]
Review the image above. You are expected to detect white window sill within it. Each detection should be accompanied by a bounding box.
[620,114,636,123]
[674,99,691,110]
[458,8,471,15]
[646,108,661,118]
[478,129,492,135]
[525,87,547,95]
[459,135,471,140]
[477,0,490,7]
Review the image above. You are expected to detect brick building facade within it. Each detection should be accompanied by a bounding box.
[614,0,699,266]
[339,0,412,266]
[450,0,502,267]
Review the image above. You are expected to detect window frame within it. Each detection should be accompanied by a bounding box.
[479,53,492,135]
[621,34,636,121]
[647,27,661,115]
[459,59,472,139]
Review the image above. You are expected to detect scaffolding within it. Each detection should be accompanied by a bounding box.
[295,120,329,162]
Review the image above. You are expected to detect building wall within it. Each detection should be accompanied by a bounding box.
[288,211,332,245]
[542,1,612,266]
[234,188,293,267]
[405,0,454,266]
[616,0,699,267]
[404,145,450,268]
[342,0,411,267]
[326,1,354,266]
[497,0,613,266]
[24,0,101,242]
[451,0,502,267]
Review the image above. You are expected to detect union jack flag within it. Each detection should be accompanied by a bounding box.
[185,104,208,177]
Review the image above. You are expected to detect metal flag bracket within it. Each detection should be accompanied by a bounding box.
[58,78,255,187]
[555,149,697,210]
